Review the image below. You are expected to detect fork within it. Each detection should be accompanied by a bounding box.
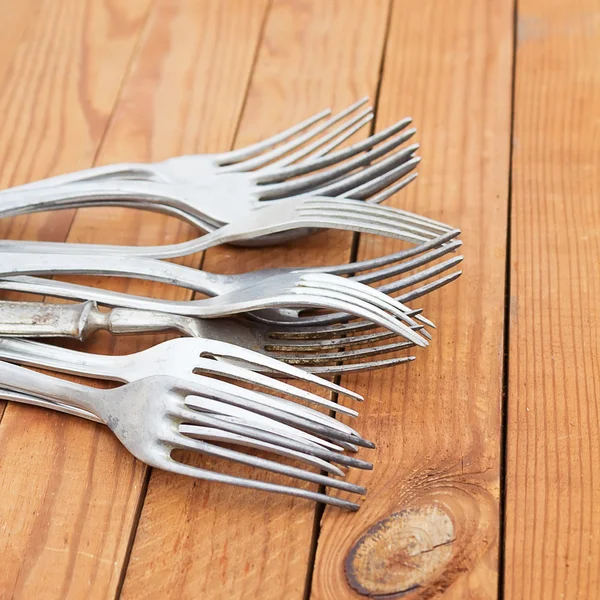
[0,225,460,298]
[0,193,454,258]
[0,248,442,338]
[0,99,409,193]
[0,233,462,338]
[0,131,422,254]
[0,257,430,346]
[0,341,375,510]
[0,299,419,373]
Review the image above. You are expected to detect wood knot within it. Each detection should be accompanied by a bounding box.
[344,505,454,597]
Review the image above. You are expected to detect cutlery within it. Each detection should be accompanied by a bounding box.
[0,341,374,510]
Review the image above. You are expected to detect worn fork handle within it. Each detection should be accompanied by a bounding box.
[0,300,194,340]
[0,386,101,422]
[0,163,162,195]
[0,180,215,221]
[0,252,231,296]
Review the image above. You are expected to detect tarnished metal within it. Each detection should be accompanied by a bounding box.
[0,340,375,510]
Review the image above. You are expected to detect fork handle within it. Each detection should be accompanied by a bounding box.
[0,163,158,194]
[0,180,189,220]
[0,300,181,340]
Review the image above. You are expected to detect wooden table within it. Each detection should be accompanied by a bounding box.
[0,1,598,598]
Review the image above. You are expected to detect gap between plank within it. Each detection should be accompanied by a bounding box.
[111,2,274,597]
[302,2,395,597]
[498,0,519,597]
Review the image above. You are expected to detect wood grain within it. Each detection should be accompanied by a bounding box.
[505,1,600,598]
[311,0,514,597]
[0,0,153,596]
[0,0,266,598]
[119,1,393,598]
[0,0,45,86]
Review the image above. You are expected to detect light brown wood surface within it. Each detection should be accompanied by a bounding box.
[0,0,266,597]
[0,0,598,598]
[121,1,391,597]
[311,0,514,597]
[504,0,600,598]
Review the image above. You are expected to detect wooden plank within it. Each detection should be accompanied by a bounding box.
[310,0,515,597]
[119,1,392,598]
[0,0,45,87]
[504,1,600,598]
[0,0,152,242]
[0,0,153,594]
[0,0,267,598]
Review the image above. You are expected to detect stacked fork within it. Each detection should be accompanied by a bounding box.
[0,98,463,508]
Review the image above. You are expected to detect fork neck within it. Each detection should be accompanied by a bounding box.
[0,338,132,383]
[0,253,236,297]
[0,359,103,415]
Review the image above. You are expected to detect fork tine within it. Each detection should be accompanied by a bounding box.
[307,117,413,163]
[295,214,433,245]
[343,157,421,200]
[265,329,402,351]
[302,116,374,162]
[353,243,463,286]
[195,339,363,401]
[194,377,361,437]
[273,341,415,364]
[293,283,429,347]
[377,256,464,295]
[304,198,450,234]
[179,412,372,469]
[185,390,372,448]
[311,230,461,277]
[302,273,422,327]
[367,173,418,204]
[265,272,446,328]
[306,355,416,375]
[261,307,425,336]
[303,205,449,240]
[179,425,346,476]
[224,99,372,172]
[185,392,374,448]
[216,108,332,165]
[170,433,368,493]
[192,357,359,416]
[165,452,362,510]
[191,397,346,451]
[256,128,417,195]
[297,203,446,240]
[260,113,374,172]
[398,270,463,303]
[308,144,419,197]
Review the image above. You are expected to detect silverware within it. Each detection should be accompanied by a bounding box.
[0,341,373,510]
[0,254,432,345]
[0,300,417,373]
[0,99,376,192]
[0,193,452,258]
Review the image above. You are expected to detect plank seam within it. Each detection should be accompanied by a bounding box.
[498,0,519,597]
[112,2,275,595]
[303,1,395,597]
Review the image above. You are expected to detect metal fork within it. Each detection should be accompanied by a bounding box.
[0,258,430,346]
[0,341,374,510]
[0,224,460,298]
[0,299,419,373]
[0,125,418,221]
[0,230,462,333]
[0,99,408,193]
[0,193,453,257]
[0,237,462,332]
